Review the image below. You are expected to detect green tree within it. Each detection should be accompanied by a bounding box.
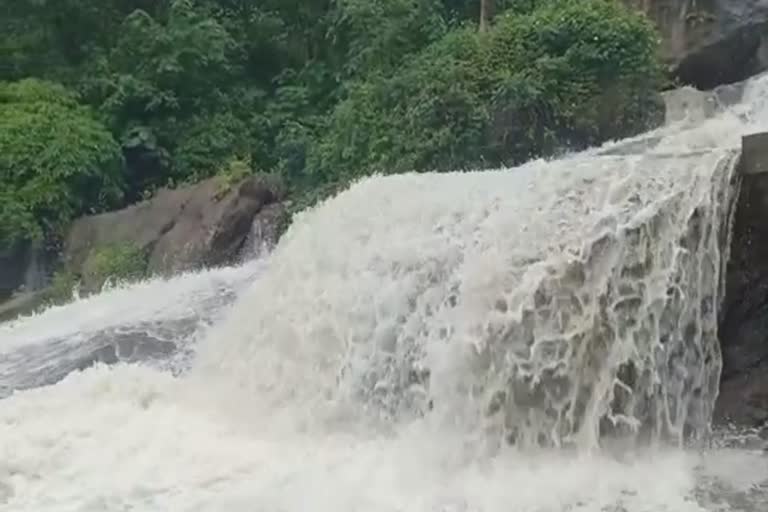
[330,0,449,78]
[0,79,124,245]
[310,0,662,183]
[0,0,667,224]
[80,0,252,194]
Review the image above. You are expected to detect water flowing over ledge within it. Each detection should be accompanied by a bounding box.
[3,73,768,510]
[191,144,741,451]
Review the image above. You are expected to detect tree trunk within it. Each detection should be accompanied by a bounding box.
[479,0,494,32]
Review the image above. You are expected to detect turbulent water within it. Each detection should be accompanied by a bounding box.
[4,75,768,511]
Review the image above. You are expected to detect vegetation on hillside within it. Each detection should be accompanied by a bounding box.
[0,0,663,248]
[0,79,123,246]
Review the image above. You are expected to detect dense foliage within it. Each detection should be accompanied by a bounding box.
[0,0,663,247]
[311,0,662,180]
[0,79,123,245]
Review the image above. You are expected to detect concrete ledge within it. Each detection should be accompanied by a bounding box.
[740,132,768,175]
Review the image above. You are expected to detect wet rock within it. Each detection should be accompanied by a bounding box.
[0,243,29,301]
[74,334,178,372]
[740,132,768,176]
[240,202,290,259]
[0,239,55,300]
[0,323,196,398]
[625,0,768,88]
[660,77,751,127]
[63,174,287,278]
[717,370,768,426]
[663,86,719,124]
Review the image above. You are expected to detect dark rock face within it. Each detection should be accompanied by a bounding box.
[740,132,768,175]
[717,133,768,426]
[0,240,54,300]
[240,202,290,259]
[0,243,29,301]
[64,175,288,279]
[626,0,768,88]
[0,239,58,324]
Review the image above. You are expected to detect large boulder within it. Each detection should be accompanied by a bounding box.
[661,78,749,123]
[625,0,768,88]
[63,174,288,282]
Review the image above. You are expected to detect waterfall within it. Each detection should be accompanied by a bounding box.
[191,141,740,451]
[2,74,768,510]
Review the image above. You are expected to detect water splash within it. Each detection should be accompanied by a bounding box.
[3,73,768,510]
[192,145,740,451]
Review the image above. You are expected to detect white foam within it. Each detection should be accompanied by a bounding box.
[0,365,726,512]
[0,262,262,353]
[4,74,768,510]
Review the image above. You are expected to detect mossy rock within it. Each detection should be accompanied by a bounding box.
[81,243,148,293]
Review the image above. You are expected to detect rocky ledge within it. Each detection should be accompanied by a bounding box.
[63,174,289,291]
[0,174,289,320]
[626,0,768,88]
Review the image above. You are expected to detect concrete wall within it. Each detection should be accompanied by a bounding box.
[716,131,768,427]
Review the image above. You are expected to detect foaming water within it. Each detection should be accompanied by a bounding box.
[0,262,263,396]
[0,364,710,511]
[193,147,739,448]
[2,363,766,511]
[4,74,768,510]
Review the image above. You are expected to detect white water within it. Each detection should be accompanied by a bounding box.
[3,76,768,511]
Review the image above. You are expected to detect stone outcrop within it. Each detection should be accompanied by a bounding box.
[625,0,768,88]
[716,132,768,427]
[0,241,55,300]
[63,174,288,282]
[659,74,752,124]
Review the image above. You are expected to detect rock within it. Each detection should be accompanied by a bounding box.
[625,0,768,88]
[716,131,768,426]
[656,76,753,127]
[63,174,287,279]
[662,86,719,123]
[718,370,768,426]
[740,132,768,175]
[0,240,54,300]
[0,243,28,301]
[616,75,749,130]
[1,327,185,398]
[0,291,48,323]
[240,202,290,259]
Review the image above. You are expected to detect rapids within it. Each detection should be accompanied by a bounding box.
[4,74,768,510]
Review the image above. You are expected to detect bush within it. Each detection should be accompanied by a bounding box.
[0,79,124,246]
[81,243,148,292]
[45,270,81,305]
[310,0,663,181]
[89,1,250,193]
[172,112,250,182]
[485,0,664,155]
